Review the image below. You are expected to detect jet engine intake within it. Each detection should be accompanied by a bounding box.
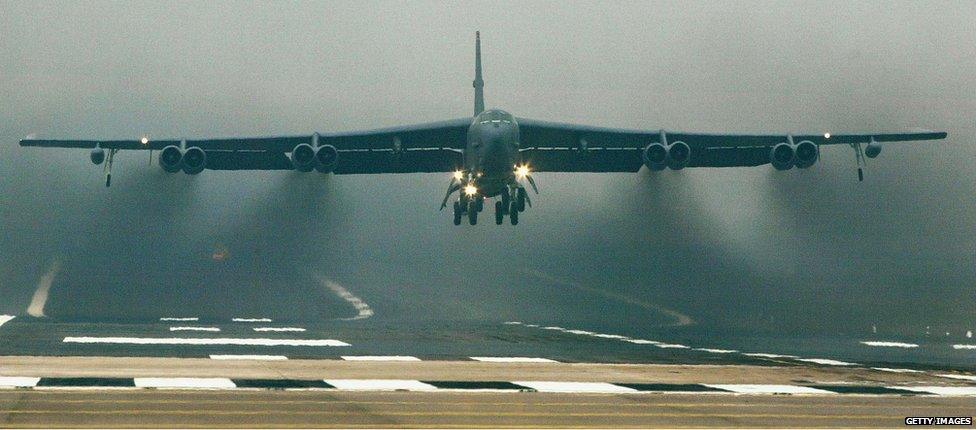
[770,142,796,170]
[865,140,882,158]
[182,146,207,175]
[643,143,668,171]
[666,141,690,170]
[159,145,184,173]
[314,144,339,173]
[794,140,818,169]
[291,143,316,172]
[90,147,105,165]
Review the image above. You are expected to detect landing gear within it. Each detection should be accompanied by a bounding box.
[495,201,505,224]
[475,197,484,212]
[501,187,511,210]
[515,187,526,212]
[509,201,519,225]
[453,201,462,225]
[468,200,479,225]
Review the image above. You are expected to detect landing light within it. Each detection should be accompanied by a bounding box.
[823,133,831,139]
[464,184,478,196]
[453,170,464,181]
[515,164,530,179]
[140,136,149,145]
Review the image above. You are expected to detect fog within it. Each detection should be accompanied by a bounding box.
[0,1,974,338]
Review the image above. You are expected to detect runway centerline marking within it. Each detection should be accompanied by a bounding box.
[470,357,558,363]
[62,337,350,347]
[704,384,836,395]
[169,326,220,332]
[159,317,198,322]
[253,327,305,332]
[232,318,272,323]
[27,259,60,318]
[0,377,40,387]
[209,355,288,361]
[860,340,919,348]
[315,274,373,321]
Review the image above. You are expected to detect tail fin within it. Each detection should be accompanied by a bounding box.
[473,31,485,116]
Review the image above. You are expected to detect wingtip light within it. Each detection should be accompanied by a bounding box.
[140,136,149,145]
[824,133,831,139]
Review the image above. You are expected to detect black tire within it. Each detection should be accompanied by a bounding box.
[453,201,462,225]
[501,188,511,209]
[468,201,478,225]
[516,188,527,212]
[510,203,519,225]
[475,197,484,212]
[495,201,504,225]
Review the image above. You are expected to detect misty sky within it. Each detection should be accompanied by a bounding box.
[0,1,974,340]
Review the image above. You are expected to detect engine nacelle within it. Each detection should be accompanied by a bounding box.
[182,146,206,175]
[643,143,668,171]
[794,140,818,169]
[770,142,795,170]
[159,145,184,173]
[90,147,105,165]
[314,144,339,173]
[865,141,882,158]
[291,143,316,172]
[667,141,691,170]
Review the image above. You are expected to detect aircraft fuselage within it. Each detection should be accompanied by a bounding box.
[464,109,519,197]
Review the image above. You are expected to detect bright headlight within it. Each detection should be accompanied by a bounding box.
[464,184,478,196]
[515,164,530,179]
[453,170,464,181]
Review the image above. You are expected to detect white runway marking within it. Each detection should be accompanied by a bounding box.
[503,321,522,325]
[591,333,629,339]
[952,344,976,350]
[542,326,565,331]
[0,377,40,387]
[860,341,919,348]
[795,358,859,366]
[325,379,438,391]
[654,343,691,349]
[160,317,199,322]
[696,348,738,353]
[316,275,374,321]
[27,260,60,317]
[232,318,272,322]
[743,353,798,359]
[341,356,421,361]
[253,327,306,332]
[872,367,923,373]
[890,386,976,396]
[470,357,558,363]
[623,339,661,345]
[63,337,350,347]
[936,374,976,382]
[513,381,637,393]
[209,355,288,361]
[564,329,596,335]
[169,326,220,332]
[705,384,835,394]
[134,378,236,389]
[0,315,15,330]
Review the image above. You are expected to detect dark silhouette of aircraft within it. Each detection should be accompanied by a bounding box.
[20,32,947,225]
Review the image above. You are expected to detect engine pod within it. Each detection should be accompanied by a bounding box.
[90,147,105,165]
[182,146,207,175]
[666,141,690,170]
[159,145,184,173]
[794,140,818,169]
[291,143,316,172]
[314,144,338,173]
[865,141,882,158]
[643,143,668,171]
[770,143,796,170]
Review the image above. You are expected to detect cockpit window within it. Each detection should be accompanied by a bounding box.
[479,109,513,124]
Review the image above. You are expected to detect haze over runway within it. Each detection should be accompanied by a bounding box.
[0,1,974,369]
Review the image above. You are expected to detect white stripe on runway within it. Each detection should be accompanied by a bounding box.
[743,353,798,359]
[253,327,305,332]
[705,384,835,394]
[795,358,859,366]
[655,343,691,349]
[860,340,919,348]
[232,318,272,322]
[325,379,438,391]
[696,348,738,353]
[160,317,199,322]
[591,333,629,339]
[341,356,421,361]
[0,315,15,330]
[134,378,236,389]
[512,381,637,393]
[890,386,976,396]
[169,326,220,332]
[952,344,976,350]
[624,339,661,345]
[872,367,922,373]
[0,377,40,387]
[470,357,557,363]
[936,374,976,382]
[564,329,596,335]
[209,355,288,361]
[63,337,349,347]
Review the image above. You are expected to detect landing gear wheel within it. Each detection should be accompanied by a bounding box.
[501,187,511,209]
[509,203,519,225]
[516,188,527,212]
[468,201,478,225]
[453,201,462,225]
[495,201,504,225]
[475,197,484,212]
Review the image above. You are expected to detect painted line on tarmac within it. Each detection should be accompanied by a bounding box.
[209,355,288,361]
[232,318,272,323]
[325,379,439,391]
[169,326,220,332]
[470,357,558,363]
[159,317,198,322]
[252,327,306,332]
[0,315,15,330]
[936,374,976,382]
[704,384,836,395]
[860,340,919,348]
[341,356,422,362]
[872,367,923,373]
[27,260,60,318]
[512,381,638,394]
[795,358,859,366]
[62,337,350,347]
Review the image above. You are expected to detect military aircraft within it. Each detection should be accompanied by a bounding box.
[20,32,947,226]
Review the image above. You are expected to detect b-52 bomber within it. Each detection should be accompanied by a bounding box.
[20,32,947,225]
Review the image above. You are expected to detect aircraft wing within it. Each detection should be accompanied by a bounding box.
[19,118,471,174]
[515,117,948,172]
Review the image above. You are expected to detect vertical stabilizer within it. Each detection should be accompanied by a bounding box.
[473,31,485,116]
